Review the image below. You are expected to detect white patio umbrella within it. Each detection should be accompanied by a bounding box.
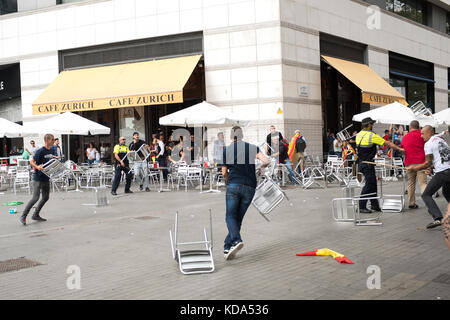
[352,101,439,127]
[0,117,24,138]
[23,112,110,135]
[159,101,249,127]
[432,108,450,125]
[352,102,416,125]
[23,112,111,162]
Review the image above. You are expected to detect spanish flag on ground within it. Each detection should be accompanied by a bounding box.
[296,248,354,264]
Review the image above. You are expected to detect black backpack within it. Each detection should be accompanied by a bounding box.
[295,136,306,152]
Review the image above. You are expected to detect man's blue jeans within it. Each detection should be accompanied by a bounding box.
[283,158,298,183]
[224,184,256,251]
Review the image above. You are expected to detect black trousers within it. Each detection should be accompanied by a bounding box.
[22,181,50,217]
[359,162,380,209]
[421,169,450,220]
[157,156,167,179]
[112,165,132,192]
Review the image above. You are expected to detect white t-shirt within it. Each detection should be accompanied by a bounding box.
[86,148,97,160]
[424,135,450,173]
[333,139,342,152]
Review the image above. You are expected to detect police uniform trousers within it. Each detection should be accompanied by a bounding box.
[112,164,133,192]
[359,162,380,210]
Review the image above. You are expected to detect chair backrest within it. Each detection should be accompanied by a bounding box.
[125,151,142,163]
[187,167,202,176]
[410,101,432,117]
[136,144,150,160]
[17,159,29,167]
[392,157,404,167]
[15,170,29,179]
[336,124,354,142]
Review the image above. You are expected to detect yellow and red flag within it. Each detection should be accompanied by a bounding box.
[387,148,392,158]
[288,132,300,161]
[296,248,354,264]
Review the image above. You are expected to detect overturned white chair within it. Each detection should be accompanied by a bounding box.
[376,159,405,213]
[169,210,215,275]
[332,190,383,226]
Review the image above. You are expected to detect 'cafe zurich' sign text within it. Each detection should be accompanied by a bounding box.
[32,91,183,115]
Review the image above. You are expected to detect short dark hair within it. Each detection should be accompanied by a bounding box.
[54,138,59,141]
[44,134,54,142]
[384,130,389,134]
[410,120,420,129]
[133,132,139,136]
[231,126,243,141]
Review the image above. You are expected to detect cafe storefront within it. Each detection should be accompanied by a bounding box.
[0,63,23,162]
[320,34,407,155]
[31,33,205,163]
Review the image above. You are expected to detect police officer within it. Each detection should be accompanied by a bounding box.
[356,117,404,213]
[111,136,133,196]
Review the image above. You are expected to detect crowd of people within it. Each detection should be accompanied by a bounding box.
[351,118,449,249]
[14,121,450,251]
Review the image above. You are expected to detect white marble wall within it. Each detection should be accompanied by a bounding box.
[0,0,448,154]
[434,65,449,113]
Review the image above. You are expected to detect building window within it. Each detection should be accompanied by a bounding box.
[57,0,85,4]
[447,12,450,35]
[385,0,427,25]
[0,0,17,15]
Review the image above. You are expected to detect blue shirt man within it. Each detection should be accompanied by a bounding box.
[20,134,55,225]
[221,126,269,260]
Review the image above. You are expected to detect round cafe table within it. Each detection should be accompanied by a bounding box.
[201,167,221,194]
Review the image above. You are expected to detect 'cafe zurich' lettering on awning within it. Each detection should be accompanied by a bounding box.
[32,91,183,115]
[362,92,408,106]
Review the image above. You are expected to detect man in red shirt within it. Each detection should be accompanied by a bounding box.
[401,120,427,209]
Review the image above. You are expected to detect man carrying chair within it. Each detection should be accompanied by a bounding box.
[356,117,404,213]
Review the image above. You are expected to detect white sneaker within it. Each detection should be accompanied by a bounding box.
[224,242,244,260]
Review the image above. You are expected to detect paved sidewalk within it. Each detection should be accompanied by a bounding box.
[0,181,449,300]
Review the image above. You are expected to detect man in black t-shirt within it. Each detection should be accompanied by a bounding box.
[266,125,283,155]
[129,132,150,192]
[20,134,56,225]
[222,126,270,261]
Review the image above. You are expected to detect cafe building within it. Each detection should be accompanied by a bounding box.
[0,0,448,161]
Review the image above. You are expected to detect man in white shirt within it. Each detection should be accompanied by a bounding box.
[409,125,450,229]
[27,140,38,159]
[333,137,342,156]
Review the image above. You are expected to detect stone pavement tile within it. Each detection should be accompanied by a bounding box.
[0,182,449,300]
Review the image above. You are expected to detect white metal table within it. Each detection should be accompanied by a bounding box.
[201,167,221,194]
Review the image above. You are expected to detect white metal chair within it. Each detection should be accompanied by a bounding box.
[13,169,30,195]
[252,174,289,221]
[169,210,214,275]
[177,166,203,192]
[332,191,383,226]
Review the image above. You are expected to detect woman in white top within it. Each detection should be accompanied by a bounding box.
[333,137,342,156]
[86,142,98,165]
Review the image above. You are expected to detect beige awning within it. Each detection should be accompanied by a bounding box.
[321,55,408,106]
[32,55,202,115]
